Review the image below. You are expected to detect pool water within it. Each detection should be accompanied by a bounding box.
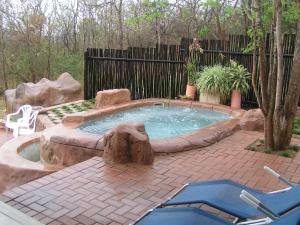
[18,143,40,162]
[78,105,231,139]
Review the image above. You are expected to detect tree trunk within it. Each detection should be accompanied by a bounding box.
[251,0,300,151]
[265,112,274,148]
[214,10,226,41]
[116,0,124,49]
[155,17,161,47]
[278,16,300,149]
[0,14,8,89]
[253,0,268,115]
[273,0,284,150]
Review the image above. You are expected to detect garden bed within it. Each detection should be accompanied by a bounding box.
[293,116,300,135]
[45,99,95,124]
[246,139,299,158]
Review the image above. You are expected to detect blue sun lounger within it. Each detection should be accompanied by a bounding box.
[133,206,300,225]
[161,167,299,220]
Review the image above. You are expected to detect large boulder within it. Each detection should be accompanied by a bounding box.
[95,89,131,108]
[239,108,264,131]
[4,73,82,113]
[103,123,154,165]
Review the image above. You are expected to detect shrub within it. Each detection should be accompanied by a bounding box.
[185,61,199,85]
[226,60,251,94]
[196,65,230,97]
[280,151,290,158]
[264,148,272,154]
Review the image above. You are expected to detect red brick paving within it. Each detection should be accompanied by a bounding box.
[1,130,300,225]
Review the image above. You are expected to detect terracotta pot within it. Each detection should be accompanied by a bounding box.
[185,85,196,99]
[231,90,241,109]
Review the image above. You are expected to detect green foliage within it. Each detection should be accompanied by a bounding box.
[88,99,96,104]
[226,60,251,94]
[203,0,219,8]
[52,51,84,83]
[197,26,210,39]
[246,139,299,158]
[293,116,300,135]
[282,0,300,30]
[196,65,230,97]
[81,100,94,109]
[280,151,290,158]
[203,0,237,22]
[264,148,272,154]
[185,61,199,85]
[62,105,73,113]
[290,144,299,152]
[142,0,170,23]
[261,0,273,27]
[246,0,300,53]
[179,95,192,100]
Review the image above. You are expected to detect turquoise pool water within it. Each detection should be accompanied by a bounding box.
[78,105,231,139]
[18,143,40,162]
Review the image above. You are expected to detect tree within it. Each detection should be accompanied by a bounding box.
[141,0,170,46]
[251,0,300,150]
[0,2,8,90]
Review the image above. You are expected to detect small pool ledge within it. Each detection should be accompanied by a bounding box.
[0,133,54,193]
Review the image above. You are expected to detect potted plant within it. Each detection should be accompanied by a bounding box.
[226,60,251,109]
[185,61,198,99]
[196,65,230,104]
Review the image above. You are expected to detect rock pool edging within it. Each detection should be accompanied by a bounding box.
[52,99,244,154]
[40,125,104,167]
[0,133,55,193]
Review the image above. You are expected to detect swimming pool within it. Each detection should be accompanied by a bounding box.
[78,105,231,139]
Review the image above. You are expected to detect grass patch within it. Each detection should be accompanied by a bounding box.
[179,95,193,100]
[48,99,95,121]
[246,139,299,158]
[293,116,300,135]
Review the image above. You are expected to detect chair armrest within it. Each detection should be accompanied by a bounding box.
[264,166,295,187]
[6,111,21,122]
[240,190,279,220]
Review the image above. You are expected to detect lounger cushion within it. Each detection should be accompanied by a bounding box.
[163,180,300,219]
[134,208,232,225]
[134,207,300,225]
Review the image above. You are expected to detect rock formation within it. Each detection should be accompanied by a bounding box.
[103,123,154,165]
[239,109,264,131]
[4,73,82,113]
[95,89,131,108]
[39,125,103,167]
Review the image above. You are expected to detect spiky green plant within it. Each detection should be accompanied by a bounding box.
[185,61,199,85]
[226,60,251,94]
[196,65,230,97]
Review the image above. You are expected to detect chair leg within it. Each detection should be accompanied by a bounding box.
[5,127,8,140]
[13,127,19,138]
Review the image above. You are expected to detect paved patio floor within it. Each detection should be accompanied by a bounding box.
[1,130,300,225]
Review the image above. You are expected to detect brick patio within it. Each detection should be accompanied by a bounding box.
[1,130,300,225]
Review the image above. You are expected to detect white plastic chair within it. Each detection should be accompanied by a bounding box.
[5,105,32,137]
[13,110,39,137]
